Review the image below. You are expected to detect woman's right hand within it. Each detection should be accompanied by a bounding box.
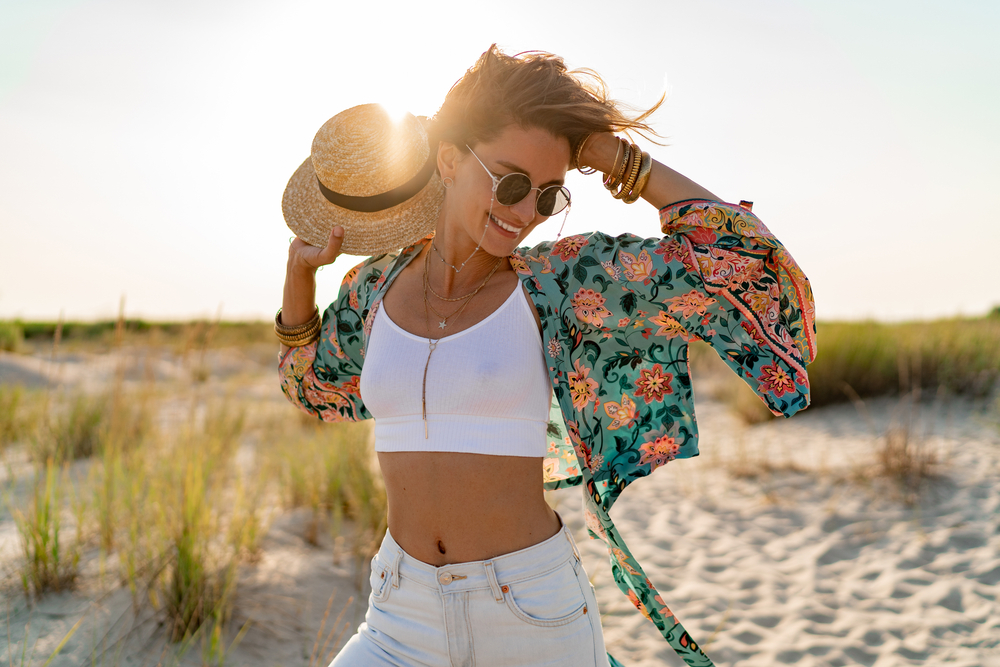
[288,225,345,273]
[280,225,345,335]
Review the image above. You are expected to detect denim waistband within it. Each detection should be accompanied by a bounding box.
[375,517,582,600]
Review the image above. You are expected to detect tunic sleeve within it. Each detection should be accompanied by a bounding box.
[658,199,815,416]
[277,257,380,423]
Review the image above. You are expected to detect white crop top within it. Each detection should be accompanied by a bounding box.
[359,284,551,457]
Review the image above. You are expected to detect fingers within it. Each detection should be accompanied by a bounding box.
[316,225,344,266]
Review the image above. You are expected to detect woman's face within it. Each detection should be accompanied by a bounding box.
[440,125,571,258]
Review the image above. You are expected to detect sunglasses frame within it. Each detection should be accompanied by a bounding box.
[465,146,571,217]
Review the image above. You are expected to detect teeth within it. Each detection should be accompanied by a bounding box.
[490,214,519,234]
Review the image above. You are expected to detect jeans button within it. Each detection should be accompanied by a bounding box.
[438,572,453,585]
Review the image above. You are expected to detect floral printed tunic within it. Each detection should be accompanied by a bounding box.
[279,199,816,667]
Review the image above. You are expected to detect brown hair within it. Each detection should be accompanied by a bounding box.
[430,45,663,158]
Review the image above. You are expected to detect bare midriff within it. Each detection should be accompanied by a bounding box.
[378,451,561,566]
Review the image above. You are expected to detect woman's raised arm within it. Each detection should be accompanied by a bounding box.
[578,133,719,209]
[279,225,344,353]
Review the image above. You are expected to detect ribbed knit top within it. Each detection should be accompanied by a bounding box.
[360,284,551,456]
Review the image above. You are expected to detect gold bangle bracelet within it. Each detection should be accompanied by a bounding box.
[610,142,637,197]
[277,332,319,347]
[573,134,597,175]
[613,143,642,200]
[606,140,631,192]
[602,138,624,188]
[275,319,320,342]
[623,151,653,204]
[275,307,319,335]
[277,323,320,340]
[275,325,320,344]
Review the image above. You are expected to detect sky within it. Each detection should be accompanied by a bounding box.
[0,0,997,322]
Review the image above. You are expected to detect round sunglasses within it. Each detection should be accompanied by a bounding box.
[466,146,571,217]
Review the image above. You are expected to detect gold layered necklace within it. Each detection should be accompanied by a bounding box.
[420,247,503,438]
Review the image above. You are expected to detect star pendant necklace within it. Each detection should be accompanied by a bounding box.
[420,247,503,437]
[421,246,502,331]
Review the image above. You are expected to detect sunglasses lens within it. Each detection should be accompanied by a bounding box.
[537,186,571,216]
[495,174,533,206]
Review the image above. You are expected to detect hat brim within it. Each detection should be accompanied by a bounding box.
[282,157,444,256]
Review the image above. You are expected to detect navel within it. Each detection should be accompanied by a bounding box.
[437,540,447,555]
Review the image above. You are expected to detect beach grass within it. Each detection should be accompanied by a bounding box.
[692,314,1000,423]
[1,317,381,660]
[805,316,1000,407]
[11,459,82,598]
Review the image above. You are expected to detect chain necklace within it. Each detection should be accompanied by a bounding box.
[431,201,494,273]
[423,250,502,328]
[420,247,502,438]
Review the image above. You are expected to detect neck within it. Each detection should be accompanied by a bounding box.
[424,239,506,295]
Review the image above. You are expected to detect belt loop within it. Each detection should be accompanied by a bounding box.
[564,525,581,562]
[390,548,403,589]
[483,561,504,603]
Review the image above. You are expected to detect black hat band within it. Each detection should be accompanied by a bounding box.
[317,154,436,213]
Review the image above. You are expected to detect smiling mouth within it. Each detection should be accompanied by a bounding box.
[490,213,522,234]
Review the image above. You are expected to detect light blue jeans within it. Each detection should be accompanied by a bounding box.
[331,519,610,666]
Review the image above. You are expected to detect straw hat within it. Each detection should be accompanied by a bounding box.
[282,104,444,256]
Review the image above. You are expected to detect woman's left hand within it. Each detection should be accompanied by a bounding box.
[577,132,718,208]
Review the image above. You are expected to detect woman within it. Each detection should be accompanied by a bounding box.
[278,46,815,667]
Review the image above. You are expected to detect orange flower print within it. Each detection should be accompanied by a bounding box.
[618,248,657,285]
[649,591,674,622]
[349,289,359,310]
[567,358,599,411]
[341,375,362,396]
[603,393,637,430]
[571,288,612,327]
[628,590,653,621]
[687,226,718,246]
[634,364,674,404]
[341,265,360,286]
[639,429,680,471]
[509,255,532,275]
[613,548,641,575]
[666,289,717,319]
[552,235,589,261]
[601,259,621,281]
[757,363,795,397]
[654,237,686,262]
[618,317,631,328]
[649,311,690,340]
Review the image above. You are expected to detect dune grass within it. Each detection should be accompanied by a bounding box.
[692,315,1000,423]
[1,312,383,663]
[805,317,1000,407]
[12,459,82,598]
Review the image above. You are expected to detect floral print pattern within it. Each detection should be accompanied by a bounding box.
[278,200,816,667]
[570,288,612,327]
[634,364,673,404]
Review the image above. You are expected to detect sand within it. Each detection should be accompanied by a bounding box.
[1,348,999,666]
